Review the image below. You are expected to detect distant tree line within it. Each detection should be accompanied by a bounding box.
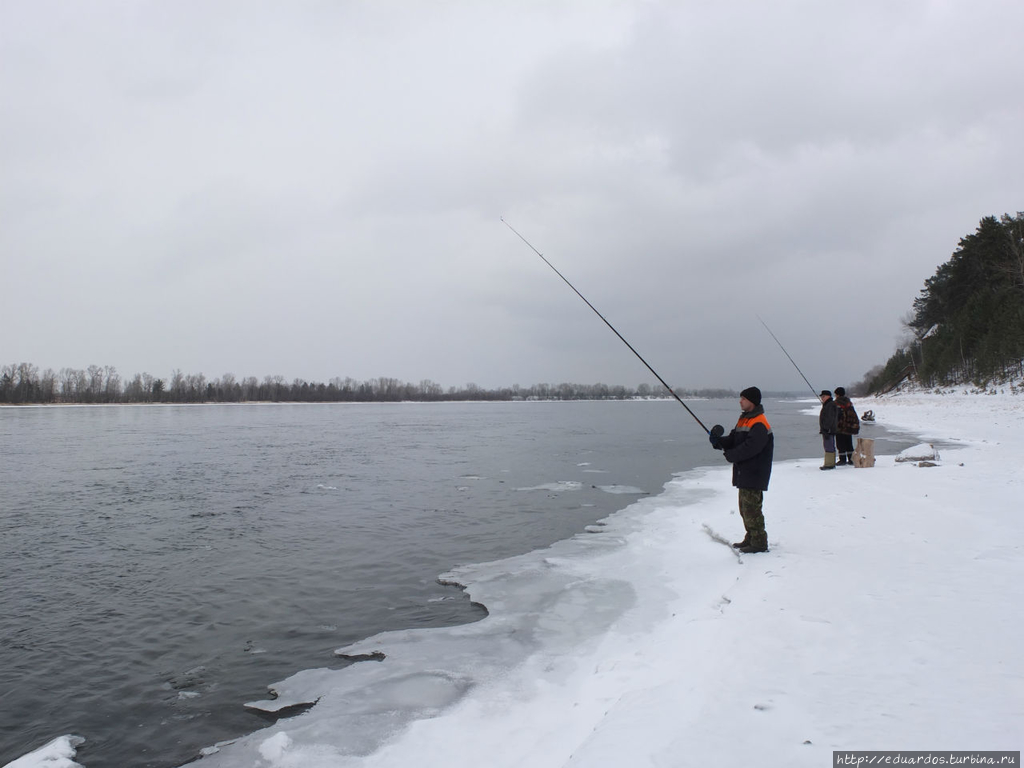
[865,212,1024,393]
[0,363,737,405]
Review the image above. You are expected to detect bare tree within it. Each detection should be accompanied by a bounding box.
[169,369,186,401]
[40,368,57,402]
[241,376,259,401]
[141,373,156,401]
[103,366,121,402]
[220,373,238,401]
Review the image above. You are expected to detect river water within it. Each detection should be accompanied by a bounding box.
[0,399,912,767]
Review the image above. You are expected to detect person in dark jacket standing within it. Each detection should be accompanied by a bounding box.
[819,389,839,470]
[709,386,774,553]
[834,386,860,465]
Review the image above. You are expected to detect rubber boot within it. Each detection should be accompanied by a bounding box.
[820,452,836,470]
[739,532,769,553]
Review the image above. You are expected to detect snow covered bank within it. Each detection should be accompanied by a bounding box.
[11,394,1022,768]
[187,392,1022,767]
[3,736,84,768]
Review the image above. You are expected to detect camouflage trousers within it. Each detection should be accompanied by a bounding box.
[738,488,768,548]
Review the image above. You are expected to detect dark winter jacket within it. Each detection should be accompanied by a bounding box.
[718,405,774,491]
[835,396,860,435]
[819,398,839,435]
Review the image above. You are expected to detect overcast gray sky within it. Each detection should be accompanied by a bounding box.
[3,1,1022,393]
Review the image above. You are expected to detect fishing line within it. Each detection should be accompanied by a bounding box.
[756,314,819,399]
[502,217,710,434]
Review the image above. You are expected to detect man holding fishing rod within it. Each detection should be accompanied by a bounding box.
[502,220,773,553]
[709,387,774,554]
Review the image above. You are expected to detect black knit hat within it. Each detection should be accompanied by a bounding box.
[740,386,762,406]
[835,386,846,397]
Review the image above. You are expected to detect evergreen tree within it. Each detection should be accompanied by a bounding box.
[872,211,1024,391]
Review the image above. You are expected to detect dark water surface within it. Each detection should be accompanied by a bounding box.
[0,399,913,767]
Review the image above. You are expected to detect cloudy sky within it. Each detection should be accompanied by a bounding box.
[2,1,1022,393]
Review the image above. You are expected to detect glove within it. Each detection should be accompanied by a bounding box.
[709,424,724,450]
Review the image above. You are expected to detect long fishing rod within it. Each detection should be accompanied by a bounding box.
[502,217,710,434]
[756,314,819,399]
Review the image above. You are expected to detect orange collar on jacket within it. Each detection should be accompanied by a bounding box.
[736,411,772,432]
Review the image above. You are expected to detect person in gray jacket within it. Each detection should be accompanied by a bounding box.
[819,389,839,470]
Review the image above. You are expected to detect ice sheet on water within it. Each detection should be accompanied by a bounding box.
[182,480,706,767]
[595,484,646,494]
[4,735,85,768]
[513,480,583,492]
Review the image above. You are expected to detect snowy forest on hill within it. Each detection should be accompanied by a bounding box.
[866,211,1024,393]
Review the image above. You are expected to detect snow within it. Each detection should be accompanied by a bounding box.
[9,393,1022,768]
[3,737,85,768]
[894,443,939,462]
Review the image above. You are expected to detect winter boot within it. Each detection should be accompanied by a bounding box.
[739,533,769,553]
[820,452,836,470]
[732,534,750,549]
[837,453,849,465]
